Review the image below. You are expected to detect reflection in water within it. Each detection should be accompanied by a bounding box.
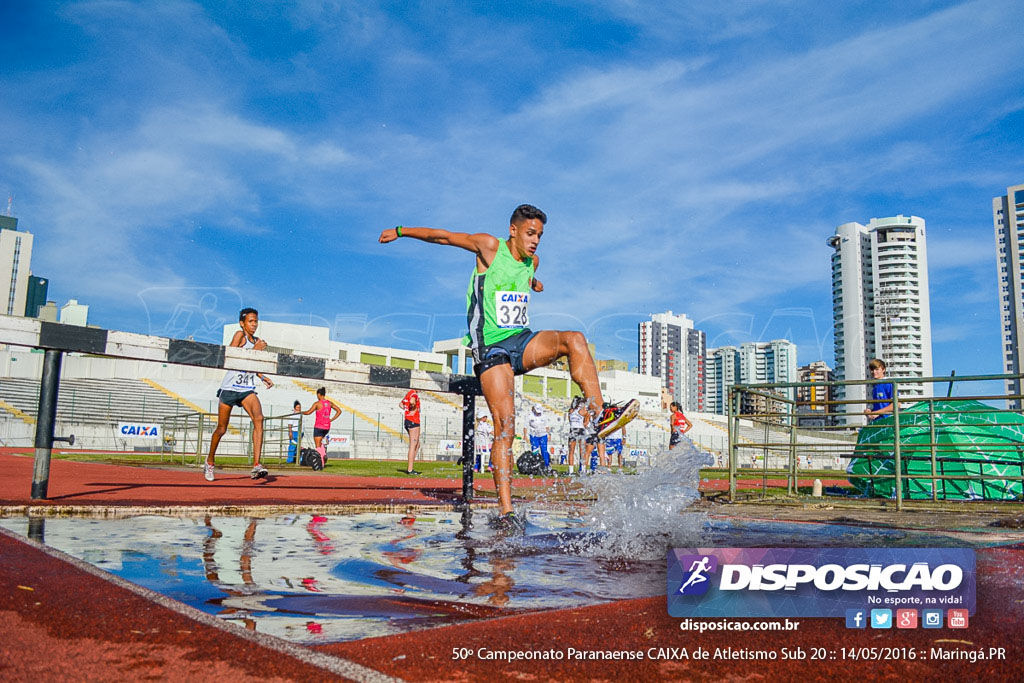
[381,526,421,568]
[306,515,334,555]
[181,509,550,642]
[474,555,516,607]
[203,516,257,632]
[27,517,45,544]
[455,509,485,584]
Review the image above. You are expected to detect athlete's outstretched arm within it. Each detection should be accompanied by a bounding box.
[379,227,498,263]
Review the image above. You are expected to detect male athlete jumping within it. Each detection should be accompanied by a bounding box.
[379,204,638,530]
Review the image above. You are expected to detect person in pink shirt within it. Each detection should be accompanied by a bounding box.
[302,388,341,459]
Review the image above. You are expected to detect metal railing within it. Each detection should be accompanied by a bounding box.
[726,372,1024,508]
[152,409,701,466]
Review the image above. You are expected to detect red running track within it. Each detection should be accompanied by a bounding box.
[0,451,849,508]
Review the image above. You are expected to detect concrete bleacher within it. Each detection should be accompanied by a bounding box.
[0,377,193,426]
[0,376,203,451]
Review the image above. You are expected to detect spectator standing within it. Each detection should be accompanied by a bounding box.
[400,390,422,475]
[567,396,586,472]
[287,400,302,463]
[475,414,494,472]
[604,423,626,467]
[669,401,693,449]
[524,404,551,469]
[863,358,895,422]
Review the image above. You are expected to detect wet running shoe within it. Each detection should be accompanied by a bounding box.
[489,511,526,533]
[204,463,215,482]
[582,399,640,441]
[250,464,268,480]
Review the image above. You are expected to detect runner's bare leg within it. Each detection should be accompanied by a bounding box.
[239,394,265,467]
[479,364,517,515]
[521,331,604,413]
[206,402,233,466]
[406,425,420,472]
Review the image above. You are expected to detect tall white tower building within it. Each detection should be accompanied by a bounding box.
[828,215,933,422]
[0,215,34,317]
[638,311,706,412]
[994,183,1024,409]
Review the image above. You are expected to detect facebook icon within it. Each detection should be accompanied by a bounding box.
[846,609,866,629]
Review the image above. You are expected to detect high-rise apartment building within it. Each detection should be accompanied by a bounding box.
[796,360,836,426]
[706,346,740,415]
[0,215,34,317]
[828,215,933,423]
[638,311,706,412]
[994,183,1024,409]
[705,340,798,415]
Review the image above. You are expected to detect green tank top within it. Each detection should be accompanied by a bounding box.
[465,239,535,348]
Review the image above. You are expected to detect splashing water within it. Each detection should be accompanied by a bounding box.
[552,438,715,560]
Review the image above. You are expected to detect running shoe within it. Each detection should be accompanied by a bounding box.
[250,464,269,480]
[583,399,641,441]
[488,511,526,534]
[204,463,215,482]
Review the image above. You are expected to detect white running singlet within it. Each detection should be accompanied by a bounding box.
[219,334,259,392]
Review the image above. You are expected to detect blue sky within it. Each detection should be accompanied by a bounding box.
[2,0,1023,379]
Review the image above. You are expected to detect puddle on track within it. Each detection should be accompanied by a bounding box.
[3,440,1019,643]
[0,507,1013,644]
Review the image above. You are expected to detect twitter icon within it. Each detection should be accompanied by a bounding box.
[870,609,892,629]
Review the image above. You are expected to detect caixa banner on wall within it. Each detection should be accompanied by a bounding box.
[667,548,975,618]
[118,423,161,439]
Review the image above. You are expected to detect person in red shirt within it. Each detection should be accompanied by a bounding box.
[400,390,421,475]
[669,401,693,449]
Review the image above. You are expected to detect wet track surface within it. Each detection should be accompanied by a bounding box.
[2,452,1024,680]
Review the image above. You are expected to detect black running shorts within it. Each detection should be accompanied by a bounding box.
[217,389,255,407]
[473,329,539,376]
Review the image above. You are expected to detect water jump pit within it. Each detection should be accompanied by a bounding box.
[3,446,1023,646]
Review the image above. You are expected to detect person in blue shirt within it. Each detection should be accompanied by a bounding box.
[864,358,894,421]
[287,400,302,463]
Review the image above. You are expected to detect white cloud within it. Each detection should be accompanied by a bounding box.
[929,237,996,271]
